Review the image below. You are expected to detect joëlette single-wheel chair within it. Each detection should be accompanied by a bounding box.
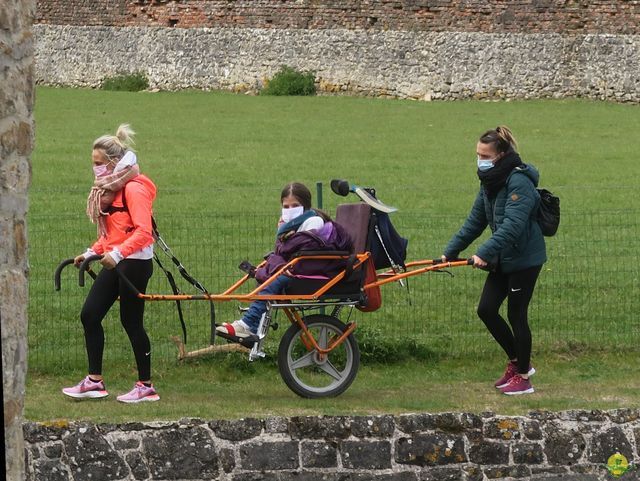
[55,182,472,398]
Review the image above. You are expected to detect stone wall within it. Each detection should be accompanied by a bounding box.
[24,409,640,480]
[34,24,640,102]
[1,0,35,480]
[35,0,640,34]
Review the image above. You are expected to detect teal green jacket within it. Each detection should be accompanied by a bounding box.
[444,164,547,273]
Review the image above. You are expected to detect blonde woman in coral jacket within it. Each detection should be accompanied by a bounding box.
[62,124,160,404]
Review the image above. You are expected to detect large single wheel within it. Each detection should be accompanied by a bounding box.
[278,314,360,398]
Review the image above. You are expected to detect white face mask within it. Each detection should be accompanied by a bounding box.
[93,164,110,177]
[281,206,304,223]
[477,157,496,172]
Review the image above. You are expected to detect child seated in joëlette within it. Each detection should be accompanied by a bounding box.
[216,182,352,339]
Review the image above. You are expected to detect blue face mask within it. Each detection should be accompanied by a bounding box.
[477,157,496,172]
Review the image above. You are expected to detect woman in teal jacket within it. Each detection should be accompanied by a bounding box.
[443,126,546,396]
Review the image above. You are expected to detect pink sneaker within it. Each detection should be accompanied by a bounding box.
[500,374,534,395]
[62,376,108,399]
[117,381,160,403]
[495,361,536,389]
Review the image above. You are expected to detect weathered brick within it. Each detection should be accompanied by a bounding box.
[239,441,299,470]
[64,426,130,481]
[588,427,634,463]
[483,465,530,479]
[301,440,337,468]
[125,451,149,481]
[512,442,544,464]
[395,433,466,466]
[34,1,640,34]
[484,417,521,440]
[142,426,217,479]
[289,416,351,439]
[544,423,586,465]
[469,441,509,465]
[209,418,263,441]
[351,415,395,437]
[341,440,392,469]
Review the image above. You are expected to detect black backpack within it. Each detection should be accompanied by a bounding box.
[369,211,408,270]
[537,188,560,236]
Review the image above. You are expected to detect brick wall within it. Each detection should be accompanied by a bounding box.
[36,0,640,34]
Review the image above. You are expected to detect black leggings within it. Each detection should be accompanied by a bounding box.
[476,265,542,374]
[80,259,153,381]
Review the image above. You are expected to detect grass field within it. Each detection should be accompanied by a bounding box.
[26,87,640,421]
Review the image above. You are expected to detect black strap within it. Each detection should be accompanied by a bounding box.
[119,185,215,343]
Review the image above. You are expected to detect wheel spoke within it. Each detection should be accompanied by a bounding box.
[318,326,329,350]
[317,359,343,381]
[290,350,316,371]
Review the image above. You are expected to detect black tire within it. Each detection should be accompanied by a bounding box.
[278,314,360,398]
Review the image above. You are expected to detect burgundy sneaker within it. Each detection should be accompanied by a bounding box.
[495,361,536,389]
[500,374,534,395]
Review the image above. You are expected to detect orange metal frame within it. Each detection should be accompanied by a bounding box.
[121,253,470,356]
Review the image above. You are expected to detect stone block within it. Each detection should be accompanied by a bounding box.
[289,415,351,439]
[112,437,139,450]
[239,441,299,470]
[301,440,337,468]
[512,442,544,464]
[43,443,63,459]
[543,423,586,465]
[209,418,263,440]
[265,416,289,433]
[395,433,466,466]
[588,426,634,463]
[232,473,279,481]
[125,451,149,480]
[396,413,436,433]
[523,420,542,440]
[609,409,640,424]
[419,466,465,480]
[142,426,217,479]
[341,440,392,469]
[23,422,67,443]
[63,426,130,480]
[341,473,418,481]
[219,447,236,473]
[483,465,530,479]
[469,441,509,465]
[31,459,70,481]
[351,415,395,437]
[484,417,521,440]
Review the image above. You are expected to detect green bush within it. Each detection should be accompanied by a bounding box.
[356,325,440,364]
[101,72,150,92]
[261,66,316,96]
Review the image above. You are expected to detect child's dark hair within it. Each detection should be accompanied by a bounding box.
[280,182,332,222]
[479,125,518,154]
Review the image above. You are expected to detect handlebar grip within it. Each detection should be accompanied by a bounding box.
[79,255,103,287]
[54,258,75,291]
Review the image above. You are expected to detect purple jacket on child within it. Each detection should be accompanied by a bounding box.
[255,221,353,283]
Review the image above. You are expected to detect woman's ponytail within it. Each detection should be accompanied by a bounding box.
[93,123,136,163]
[479,125,518,153]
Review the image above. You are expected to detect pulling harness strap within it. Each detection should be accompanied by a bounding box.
[118,187,215,343]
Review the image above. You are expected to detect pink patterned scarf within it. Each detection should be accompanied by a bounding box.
[86,152,140,237]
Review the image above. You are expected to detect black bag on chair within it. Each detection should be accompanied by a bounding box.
[370,212,408,270]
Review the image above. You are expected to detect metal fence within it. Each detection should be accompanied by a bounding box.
[28,208,640,373]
